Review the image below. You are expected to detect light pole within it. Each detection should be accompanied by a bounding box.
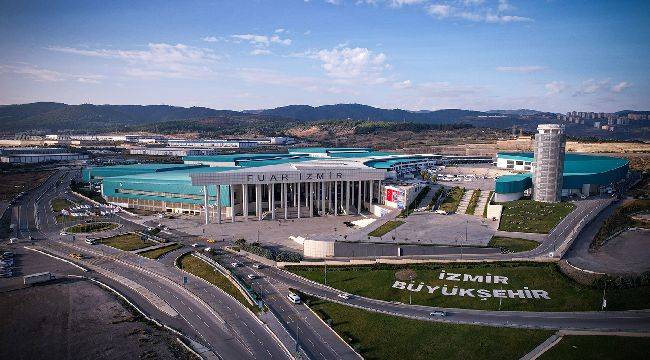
[324,262,327,286]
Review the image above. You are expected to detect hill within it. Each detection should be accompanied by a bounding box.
[255,103,485,123]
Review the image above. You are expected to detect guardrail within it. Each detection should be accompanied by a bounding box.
[191,252,259,307]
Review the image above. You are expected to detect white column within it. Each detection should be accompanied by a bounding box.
[242,184,248,221]
[309,182,314,217]
[293,183,297,207]
[230,185,235,223]
[378,180,383,204]
[321,182,326,215]
[369,180,374,210]
[216,185,222,224]
[346,181,350,214]
[357,180,362,214]
[270,183,275,220]
[334,181,338,216]
[203,185,209,225]
[297,182,301,218]
[283,183,288,220]
[256,184,261,221]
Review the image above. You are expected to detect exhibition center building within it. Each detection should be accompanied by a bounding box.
[494,152,629,202]
[83,148,490,223]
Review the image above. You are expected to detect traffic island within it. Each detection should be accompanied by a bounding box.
[299,293,552,360]
[64,221,119,234]
[498,200,576,234]
[287,262,650,312]
[98,233,155,251]
[488,236,540,253]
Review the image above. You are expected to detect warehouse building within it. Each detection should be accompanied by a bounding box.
[0,147,88,163]
[494,152,629,202]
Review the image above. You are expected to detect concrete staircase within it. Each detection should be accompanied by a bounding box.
[455,189,473,214]
[473,191,491,216]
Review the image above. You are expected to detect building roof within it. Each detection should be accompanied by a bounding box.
[288,147,373,154]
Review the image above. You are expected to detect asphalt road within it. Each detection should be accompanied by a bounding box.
[13,168,289,360]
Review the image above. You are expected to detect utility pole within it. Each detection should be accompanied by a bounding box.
[324,262,327,286]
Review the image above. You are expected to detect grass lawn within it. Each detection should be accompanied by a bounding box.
[539,335,650,360]
[440,187,465,213]
[304,296,552,360]
[139,243,182,259]
[51,198,74,212]
[465,189,481,215]
[483,190,494,218]
[368,220,405,237]
[178,254,254,311]
[66,222,118,234]
[99,233,154,251]
[488,236,540,253]
[498,200,576,233]
[288,263,650,312]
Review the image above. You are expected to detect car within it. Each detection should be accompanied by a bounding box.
[287,292,301,304]
[247,274,257,280]
[69,253,85,260]
[429,311,447,317]
[191,243,202,248]
[85,238,97,245]
[252,264,262,269]
[9,238,18,244]
[338,293,352,300]
[2,251,14,259]
[60,231,68,236]
[231,262,242,267]
[206,239,216,243]
[434,210,448,215]
[203,247,212,252]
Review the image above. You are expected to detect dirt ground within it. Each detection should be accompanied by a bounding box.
[0,170,53,201]
[0,279,192,360]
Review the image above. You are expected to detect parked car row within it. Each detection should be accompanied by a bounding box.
[1,251,15,278]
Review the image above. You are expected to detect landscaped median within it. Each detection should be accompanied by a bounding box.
[368,220,405,237]
[538,334,650,360]
[287,262,650,312]
[465,189,481,215]
[51,198,74,212]
[439,186,465,213]
[177,253,257,311]
[98,233,155,251]
[488,236,540,253]
[65,221,119,234]
[498,200,576,234]
[297,292,553,360]
[138,243,183,259]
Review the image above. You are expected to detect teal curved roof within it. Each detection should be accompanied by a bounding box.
[495,153,629,193]
[364,155,438,169]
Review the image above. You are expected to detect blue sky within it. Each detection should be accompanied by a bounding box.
[0,0,648,112]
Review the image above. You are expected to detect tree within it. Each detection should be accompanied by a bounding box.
[395,268,417,282]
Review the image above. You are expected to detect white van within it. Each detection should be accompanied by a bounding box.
[287,292,301,304]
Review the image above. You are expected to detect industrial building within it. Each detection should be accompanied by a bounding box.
[128,147,222,157]
[84,148,491,222]
[0,147,88,163]
[494,152,629,202]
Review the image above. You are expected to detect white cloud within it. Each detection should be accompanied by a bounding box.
[202,36,220,42]
[48,43,217,79]
[427,4,452,18]
[275,28,285,33]
[574,78,610,96]
[611,81,632,93]
[496,65,545,73]
[393,80,412,89]
[545,81,566,95]
[426,1,532,23]
[389,0,427,7]
[250,49,272,56]
[304,30,312,35]
[0,63,105,83]
[303,46,390,80]
[231,33,292,47]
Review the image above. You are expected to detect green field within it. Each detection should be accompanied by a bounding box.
[483,190,494,218]
[139,243,182,259]
[51,198,74,212]
[440,187,465,213]
[99,233,154,251]
[539,335,650,360]
[488,236,540,253]
[288,263,650,312]
[304,296,552,360]
[465,189,481,214]
[178,254,254,311]
[368,220,405,237]
[66,222,118,234]
[498,200,575,233]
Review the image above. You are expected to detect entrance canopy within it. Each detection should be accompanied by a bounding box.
[190,160,387,186]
